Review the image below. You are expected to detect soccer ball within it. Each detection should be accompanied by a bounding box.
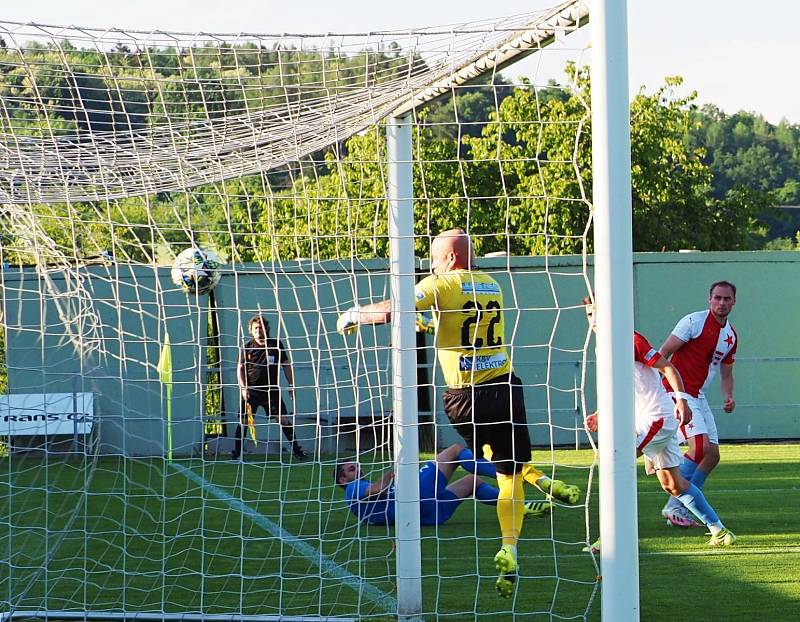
[171,247,222,295]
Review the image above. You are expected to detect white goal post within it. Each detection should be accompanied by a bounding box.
[590,1,638,621]
[0,1,638,620]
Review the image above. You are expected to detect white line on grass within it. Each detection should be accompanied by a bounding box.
[517,546,800,562]
[639,546,800,558]
[638,487,800,495]
[170,463,397,615]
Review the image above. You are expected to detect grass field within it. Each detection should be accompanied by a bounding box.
[1,443,798,621]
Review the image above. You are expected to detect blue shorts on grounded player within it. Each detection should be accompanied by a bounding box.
[418,461,461,525]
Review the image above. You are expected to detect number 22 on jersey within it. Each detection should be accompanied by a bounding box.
[460,299,502,348]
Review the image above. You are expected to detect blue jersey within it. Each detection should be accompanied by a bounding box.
[344,462,463,526]
[344,478,396,526]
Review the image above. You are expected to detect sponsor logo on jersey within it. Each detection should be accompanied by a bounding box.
[459,353,507,372]
[415,289,425,301]
[460,281,500,295]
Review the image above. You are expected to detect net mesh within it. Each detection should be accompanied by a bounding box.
[0,1,600,619]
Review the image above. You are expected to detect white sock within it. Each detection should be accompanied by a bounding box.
[708,522,724,535]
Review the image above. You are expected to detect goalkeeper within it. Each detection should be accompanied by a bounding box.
[337,228,580,598]
[335,443,552,526]
[233,315,308,461]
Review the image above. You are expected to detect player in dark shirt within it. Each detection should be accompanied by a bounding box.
[232,315,308,461]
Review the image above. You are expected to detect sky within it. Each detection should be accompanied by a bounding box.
[2,0,796,125]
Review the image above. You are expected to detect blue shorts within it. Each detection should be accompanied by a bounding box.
[418,461,461,526]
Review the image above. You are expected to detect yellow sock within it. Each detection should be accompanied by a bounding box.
[522,463,547,487]
[496,472,525,547]
[483,444,546,487]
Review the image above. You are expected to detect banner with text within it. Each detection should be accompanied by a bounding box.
[0,393,94,436]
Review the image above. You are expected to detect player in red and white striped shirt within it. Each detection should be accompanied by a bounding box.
[658,281,737,527]
[583,300,735,547]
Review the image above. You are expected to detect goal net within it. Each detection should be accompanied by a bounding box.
[0,1,603,619]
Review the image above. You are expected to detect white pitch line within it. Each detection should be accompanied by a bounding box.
[170,463,397,615]
[509,546,800,563]
[637,487,799,495]
[638,546,800,558]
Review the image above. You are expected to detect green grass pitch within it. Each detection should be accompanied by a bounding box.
[1,444,797,621]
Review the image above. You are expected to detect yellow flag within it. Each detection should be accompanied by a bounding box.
[157,332,173,385]
[157,331,174,461]
[245,403,258,445]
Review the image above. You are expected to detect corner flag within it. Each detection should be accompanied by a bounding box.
[157,332,174,461]
[245,402,258,446]
[157,332,173,385]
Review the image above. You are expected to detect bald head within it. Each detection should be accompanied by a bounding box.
[431,228,475,273]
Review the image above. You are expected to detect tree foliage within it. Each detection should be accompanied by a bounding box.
[687,104,800,241]
[689,105,800,203]
[2,40,797,265]
[256,67,780,257]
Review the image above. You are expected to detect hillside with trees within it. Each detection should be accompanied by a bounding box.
[1,40,798,264]
[687,105,800,247]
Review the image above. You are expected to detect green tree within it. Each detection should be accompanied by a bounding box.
[465,69,768,252]
[628,77,715,250]
[249,66,776,259]
[3,36,788,261]
[689,106,800,202]
[464,65,592,255]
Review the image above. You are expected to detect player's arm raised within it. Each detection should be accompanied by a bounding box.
[336,299,392,334]
[363,469,395,498]
[720,363,735,413]
[653,358,692,426]
[338,272,442,335]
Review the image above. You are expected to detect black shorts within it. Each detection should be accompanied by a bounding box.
[241,390,287,422]
[442,373,531,475]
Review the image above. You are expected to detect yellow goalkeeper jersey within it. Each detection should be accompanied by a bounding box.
[415,270,512,388]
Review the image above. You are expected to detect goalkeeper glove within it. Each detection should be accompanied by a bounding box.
[415,312,436,335]
[337,306,361,335]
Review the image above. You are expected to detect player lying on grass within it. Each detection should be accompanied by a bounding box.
[583,299,736,549]
[335,443,554,527]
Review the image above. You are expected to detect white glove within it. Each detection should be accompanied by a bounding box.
[337,306,361,335]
